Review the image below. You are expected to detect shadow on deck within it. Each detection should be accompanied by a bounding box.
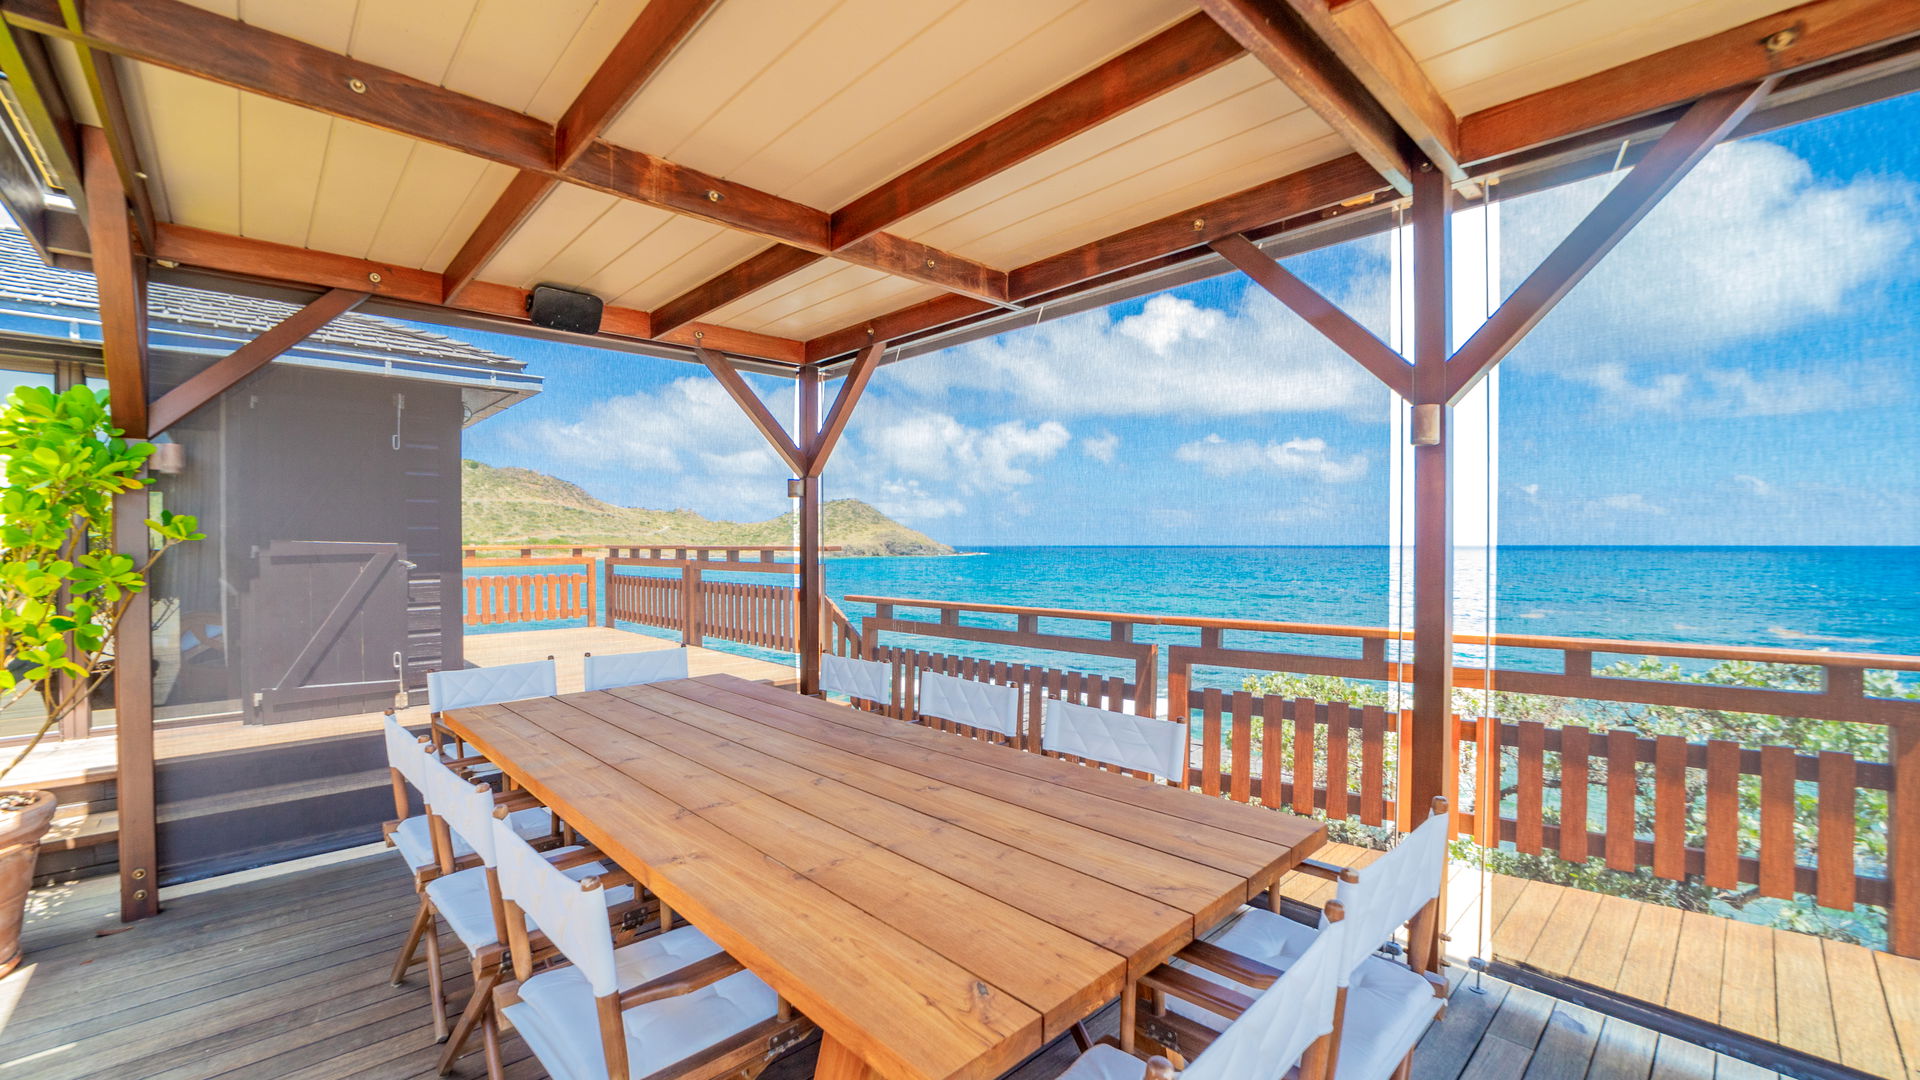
[2,845,1787,1080]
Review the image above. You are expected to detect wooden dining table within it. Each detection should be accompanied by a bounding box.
[442,672,1325,1080]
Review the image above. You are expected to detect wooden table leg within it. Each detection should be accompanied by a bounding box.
[815,1033,877,1080]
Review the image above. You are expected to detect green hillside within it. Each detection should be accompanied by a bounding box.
[460,459,953,557]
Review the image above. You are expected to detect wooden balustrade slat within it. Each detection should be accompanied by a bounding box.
[1606,729,1638,871]
[1517,721,1545,854]
[1817,751,1857,911]
[1201,688,1223,797]
[1230,691,1252,803]
[1712,734,1743,887]
[1260,696,1284,811]
[1395,709,1414,832]
[1559,725,1589,863]
[1760,744,1798,900]
[1654,734,1687,880]
[1361,705,1386,827]
[1291,698,1313,817]
[1326,703,1349,822]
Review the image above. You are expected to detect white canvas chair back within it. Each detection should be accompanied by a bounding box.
[820,654,892,703]
[1182,918,1347,1080]
[428,659,557,713]
[583,649,689,692]
[421,752,499,865]
[1042,698,1187,780]
[383,712,432,790]
[1328,808,1451,981]
[917,671,1020,738]
[491,814,619,997]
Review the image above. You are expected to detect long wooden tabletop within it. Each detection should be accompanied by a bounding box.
[444,673,1323,1080]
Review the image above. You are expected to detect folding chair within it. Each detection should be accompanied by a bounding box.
[1153,799,1454,1080]
[819,654,892,706]
[425,658,558,757]
[583,648,690,692]
[1061,907,1350,1080]
[410,747,641,1077]
[916,670,1021,741]
[490,813,815,1080]
[380,712,551,891]
[1042,698,1188,782]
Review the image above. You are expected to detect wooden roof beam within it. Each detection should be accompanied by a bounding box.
[655,15,1244,336]
[55,2,154,252]
[1197,0,1413,194]
[149,222,806,365]
[442,0,717,303]
[1459,0,1920,164]
[694,344,805,474]
[8,0,1005,303]
[147,288,367,435]
[1282,0,1465,184]
[1210,232,1412,399]
[1446,82,1773,403]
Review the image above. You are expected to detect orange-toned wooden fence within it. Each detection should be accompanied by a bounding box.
[461,556,594,626]
[841,594,1920,954]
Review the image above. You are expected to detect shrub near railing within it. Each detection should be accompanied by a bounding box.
[839,594,1920,954]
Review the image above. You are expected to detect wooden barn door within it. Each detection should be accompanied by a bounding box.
[240,540,408,723]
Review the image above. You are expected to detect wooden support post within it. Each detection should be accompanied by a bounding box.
[84,125,147,439]
[796,367,824,696]
[1408,162,1453,818]
[112,488,157,921]
[1892,719,1920,956]
[680,566,702,647]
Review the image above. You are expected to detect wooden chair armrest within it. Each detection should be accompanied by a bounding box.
[1176,940,1282,990]
[443,753,489,769]
[1292,857,1355,882]
[585,868,637,892]
[617,951,744,1008]
[448,852,485,873]
[1420,970,1449,998]
[1143,1058,1176,1080]
[1139,963,1254,1022]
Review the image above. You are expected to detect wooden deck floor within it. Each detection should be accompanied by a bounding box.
[4,847,1784,1080]
[1278,844,1920,1080]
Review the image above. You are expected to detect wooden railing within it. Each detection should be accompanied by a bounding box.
[462,556,594,626]
[841,594,1920,953]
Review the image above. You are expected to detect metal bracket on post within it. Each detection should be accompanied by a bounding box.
[1410,403,1442,445]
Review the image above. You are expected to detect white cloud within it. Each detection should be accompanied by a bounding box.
[1081,431,1120,463]
[859,412,1070,491]
[866,480,966,520]
[888,285,1390,419]
[1733,474,1775,497]
[1503,139,1917,354]
[1593,493,1666,515]
[1174,433,1369,482]
[1566,357,1905,418]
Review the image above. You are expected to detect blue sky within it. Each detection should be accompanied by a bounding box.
[455,90,1920,548]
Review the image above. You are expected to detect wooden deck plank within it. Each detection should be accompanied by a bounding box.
[1716,918,1777,1043]
[1664,912,1729,1025]
[1770,928,1838,1061]
[1877,949,1920,1080]
[1584,1018,1658,1080]
[1495,880,1568,966]
[1821,937,1904,1079]
[1526,887,1603,976]
[1568,894,1643,991]
[1414,976,1512,1080]
[1521,1000,1605,1080]
[1648,1034,1717,1080]
[1614,902,1683,1006]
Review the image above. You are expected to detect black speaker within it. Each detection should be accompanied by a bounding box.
[525,284,603,335]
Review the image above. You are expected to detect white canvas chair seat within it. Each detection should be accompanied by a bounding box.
[504,925,777,1080]
[1066,918,1350,1080]
[583,649,689,692]
[1058,1044,1156,1080]
[1042,698,1187,780]
[429,659,558,713]
[424,853,632,955]
[1169,910,1438,1080]
[820,654,892,703]
[391,806,553,873]
[917,670,1020,737]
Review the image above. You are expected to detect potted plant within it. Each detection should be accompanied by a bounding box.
[0,385,200,978]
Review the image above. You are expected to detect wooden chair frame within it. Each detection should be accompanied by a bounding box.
[1134,799,1453,1080]
[492,851,816,1080]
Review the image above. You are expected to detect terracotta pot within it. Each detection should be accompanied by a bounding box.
[0,790,56,980]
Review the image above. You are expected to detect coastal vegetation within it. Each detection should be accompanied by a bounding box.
[1244,661,1915,947]
[461,459,952,557]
